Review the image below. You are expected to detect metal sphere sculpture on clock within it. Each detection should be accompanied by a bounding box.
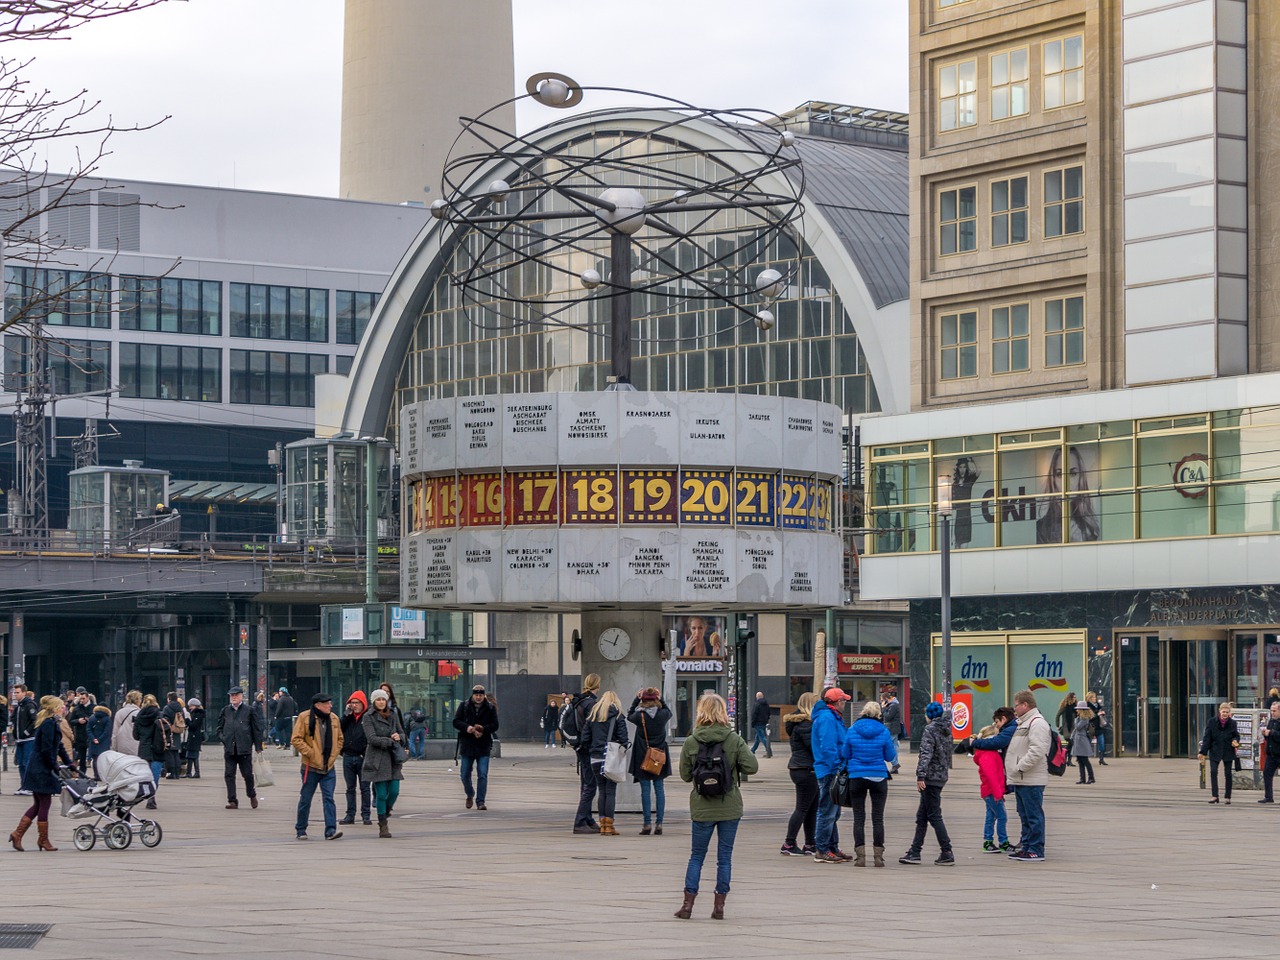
[429,72,806,388]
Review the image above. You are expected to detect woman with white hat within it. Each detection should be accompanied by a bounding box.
[362,687,406,838]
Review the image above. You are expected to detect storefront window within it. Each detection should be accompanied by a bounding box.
[932,640,1008,728]
[937,448,995,549]
[788,617,813,665]
[1265,635,1280,698]
[1138,425,1210,538]
[857,619,905,657]
[1237,634,1258,706]
[321,658,471,740]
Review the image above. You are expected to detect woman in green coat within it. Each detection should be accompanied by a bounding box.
[675,692,758,922]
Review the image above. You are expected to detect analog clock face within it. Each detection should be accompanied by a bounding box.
[598,627,632,661]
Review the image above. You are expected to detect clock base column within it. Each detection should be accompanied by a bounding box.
[578,609,666,815]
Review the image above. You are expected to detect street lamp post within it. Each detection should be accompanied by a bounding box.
[936,475,953,713]
[363,436,388,607]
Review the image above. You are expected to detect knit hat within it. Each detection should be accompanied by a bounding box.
[925,701,945,720]
[370,688,390,703]
[279,687,289,694]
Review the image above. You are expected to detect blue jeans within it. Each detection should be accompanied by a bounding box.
[272,718,292,746]
[814,773,841,854]
[15,740,33,783]
[685,819,740,896]
[983,795,1009,844]
[1014,785,1045,856]
[543,726,556,746]
[751,724,772,755]
[408,727,426,760]
[295,766,338,837]
[640,778,666,825]
[460,753,489,804]
[149,760,164,786]
[1095,732,1106,759]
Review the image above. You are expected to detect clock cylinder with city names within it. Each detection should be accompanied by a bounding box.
[399,391,843,611]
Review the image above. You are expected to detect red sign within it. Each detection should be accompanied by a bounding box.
[505,471,558,525]
[933,692,974,740]
[836,654,896,674]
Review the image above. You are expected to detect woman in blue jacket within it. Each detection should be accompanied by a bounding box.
[839,700,898,867]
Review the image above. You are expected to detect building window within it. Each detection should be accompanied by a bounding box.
[119,343,221,401]
[939,0,974,6]
[1045,296,1085,367]
[1044,35,1084,109]
[991,303,1030,373]
[939,186,977,255]
[991,49,1029,120]
[939,60,977,131]
[1044,166,1084,238]
[3,267,110,328]
[336,290,378,345]
[229,283,328,342]
[335,354,354,376]
[230,349,327,406]
[991,176,1028,246]
[4,336,110,394]
[121,276,221,335]
[940,310,978,380]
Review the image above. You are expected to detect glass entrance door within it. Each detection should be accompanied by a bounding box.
[1117,634,1160,756]
[1158,635,1228,758]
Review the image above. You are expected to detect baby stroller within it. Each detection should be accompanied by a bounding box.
[60,750,163,851]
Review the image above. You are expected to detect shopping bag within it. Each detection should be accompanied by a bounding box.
[252,750,275,788]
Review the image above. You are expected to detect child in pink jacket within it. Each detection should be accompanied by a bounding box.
[973,723,1012,853]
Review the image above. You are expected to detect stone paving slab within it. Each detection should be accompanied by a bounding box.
[0,744,1273,958]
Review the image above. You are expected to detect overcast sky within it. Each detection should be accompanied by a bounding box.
[17,0,907,197]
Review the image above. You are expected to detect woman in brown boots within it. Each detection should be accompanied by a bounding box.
[9,695,72,852]
[579,690,628,835]
[675,692,757,921]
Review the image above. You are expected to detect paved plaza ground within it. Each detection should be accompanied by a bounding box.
[0,742,1272,958]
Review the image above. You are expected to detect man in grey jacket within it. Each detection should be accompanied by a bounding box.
[1005,689,1052,862]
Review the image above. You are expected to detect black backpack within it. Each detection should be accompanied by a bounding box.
[559,697,586,747]
[692,738,733,798]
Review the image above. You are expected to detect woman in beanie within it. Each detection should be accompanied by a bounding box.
[675,692,757,921]
[8,695,72,851]
[899,700,954,866]
[627,687,672,835]
[183,698,205,778]
[362,687,406,838]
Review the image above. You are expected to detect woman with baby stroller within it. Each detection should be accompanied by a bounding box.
[8,695,73,851]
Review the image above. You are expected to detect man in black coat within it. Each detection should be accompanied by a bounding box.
[10,685,38,794]
[217,687,263,810]
[452,684,499,811]
[67,688,94,775]
[273,688,297,746]
[750,692,773,758]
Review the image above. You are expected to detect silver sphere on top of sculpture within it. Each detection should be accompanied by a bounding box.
[429,74,805,381]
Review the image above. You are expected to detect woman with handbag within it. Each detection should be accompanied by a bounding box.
[579,690,629,836]
[362,687,407,837]
[839,699,898,867]
[627,687,672,836]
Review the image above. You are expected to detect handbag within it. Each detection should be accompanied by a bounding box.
[829,763,855,807]
[252,750,275,788]
[603,716,631,783]
[391,739,408,764]
[639,712,666,777]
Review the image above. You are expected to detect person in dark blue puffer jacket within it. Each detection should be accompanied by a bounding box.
[839,700,898,867]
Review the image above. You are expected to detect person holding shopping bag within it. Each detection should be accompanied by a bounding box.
[578,690,629,836]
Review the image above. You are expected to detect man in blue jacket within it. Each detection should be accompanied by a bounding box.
[811,687,852,864]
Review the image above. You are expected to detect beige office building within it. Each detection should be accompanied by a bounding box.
[864,1,1280,758]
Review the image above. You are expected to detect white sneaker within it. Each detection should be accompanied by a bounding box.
[15,789,32,796]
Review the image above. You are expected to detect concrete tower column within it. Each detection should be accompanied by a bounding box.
[340,0,515,204]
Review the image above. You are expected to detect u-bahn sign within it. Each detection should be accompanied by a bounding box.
[399,391,844,610]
